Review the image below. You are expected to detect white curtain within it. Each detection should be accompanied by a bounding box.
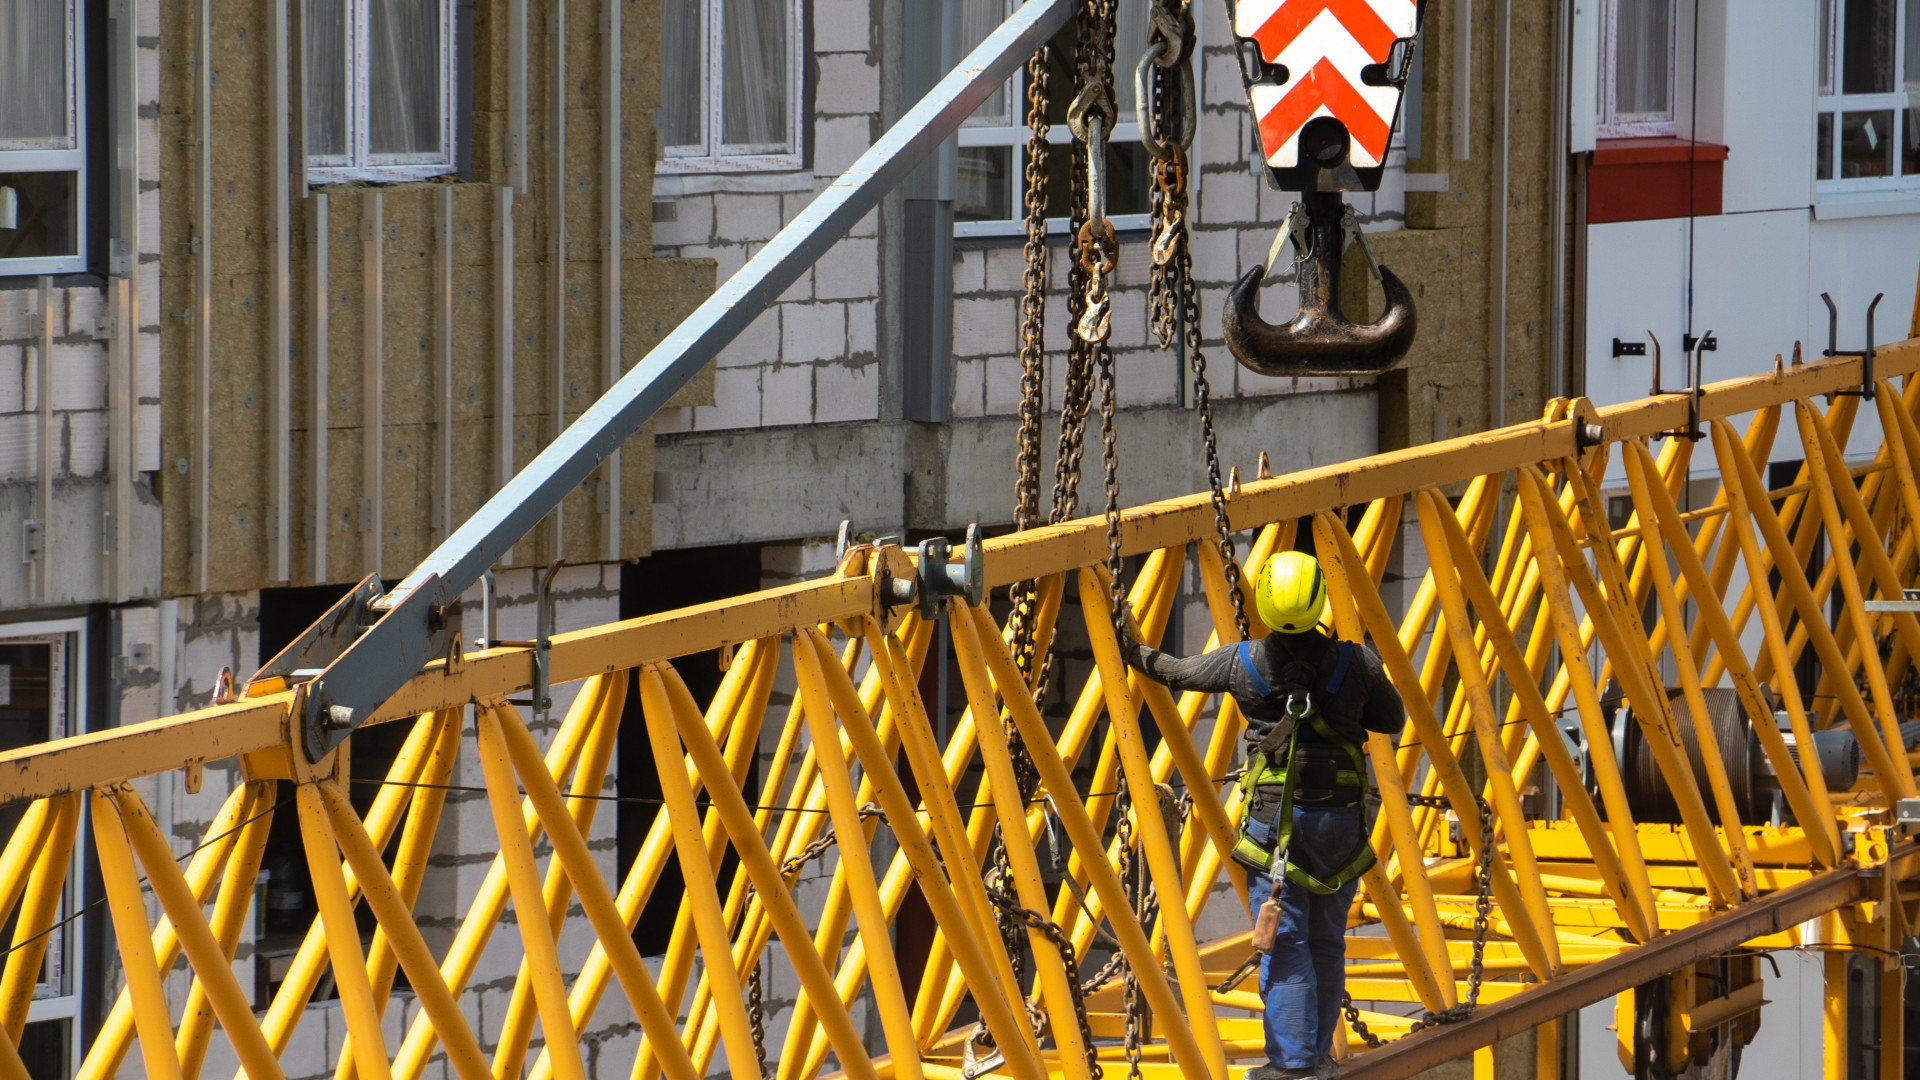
[661,0,705,148]
[722,0,788,150]
[369,0,443,155]
[0,0,69,146]
[1113,0,1146,123]
[1613,0,1671,118]
[959,0,1006,125]
[306,0,349,156]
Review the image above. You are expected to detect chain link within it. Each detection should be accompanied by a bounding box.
[1008,39,1053,694]
[984,884,1105,1080]
[748,961,770,1078]
[1342,792,1498,1047]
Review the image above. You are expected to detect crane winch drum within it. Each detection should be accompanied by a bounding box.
[1220,0,1424,377]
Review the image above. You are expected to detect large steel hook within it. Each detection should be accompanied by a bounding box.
[1222,191,1416,377]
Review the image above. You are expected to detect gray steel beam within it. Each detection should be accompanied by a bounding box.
[296,0,1072,757]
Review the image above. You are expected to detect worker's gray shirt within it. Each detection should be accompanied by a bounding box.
[1122,630,1406,753]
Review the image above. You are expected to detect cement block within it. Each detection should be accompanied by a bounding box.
[0,346,25,414]
[692,365,762,431]
[0,414,38,481]
[762,362,813,426]
[780,302,847,365]
[1200,167,1259,225]
[814,52,880,116]
[983,351,1022,415]
[50,340,107,410]
[712,194,782,244]
[814,236,879,301]
[845,299,876,356]
[953,249,986,293]
[716,307,781,369]
[951,296,1014,357]
[812,0,871,54]
[69,411,107,477]
[1108,286,1149,350]
[814,360,877,423]
[777,266,815,305]
[1116,348,1178,407]
[951,358,986,418]
[813,116,873,176]
[982,246,1028,293]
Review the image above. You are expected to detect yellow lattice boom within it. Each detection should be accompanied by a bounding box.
[4,346,1920,1080]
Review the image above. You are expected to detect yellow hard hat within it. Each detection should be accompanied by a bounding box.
[1254,551,1327,634]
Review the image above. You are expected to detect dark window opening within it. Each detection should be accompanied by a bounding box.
[618,544,765,956]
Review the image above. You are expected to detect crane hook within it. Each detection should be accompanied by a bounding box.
[1222,191,1417,378]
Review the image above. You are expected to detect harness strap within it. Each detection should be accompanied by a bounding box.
[1237,640,1272,698]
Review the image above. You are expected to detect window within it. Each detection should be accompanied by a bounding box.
[953,0,1156,238]
[1597,0,1676,137]
[305,0,457,182]
[659,0,804,173]
[0,621,88,1078]
[0,0,87,275]
[1816,0,1920,188]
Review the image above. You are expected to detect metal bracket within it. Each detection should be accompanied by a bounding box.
[533,559,562,724]
[477,570,498,650]
[1822,291,1883,400]
[1612,337,1647,358]
[917,524,985,620]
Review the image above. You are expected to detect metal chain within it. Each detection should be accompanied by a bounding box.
[1008,40,1053,693]
[748,962,770,1079]
[1342,791,1497,1047]
[984,884,1105,1080]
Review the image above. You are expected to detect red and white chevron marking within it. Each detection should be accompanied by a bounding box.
[1234,0,1415,169]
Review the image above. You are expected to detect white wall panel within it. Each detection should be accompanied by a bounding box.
[1717,0,1816,214]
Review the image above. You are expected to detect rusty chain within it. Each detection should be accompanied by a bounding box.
[1343,791,1497,1048]
[983,882,1105,1080]
[1008,39,1053,694]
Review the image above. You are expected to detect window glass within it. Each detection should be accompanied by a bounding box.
[661,0,705,149]
[0,172,77,260]
[721,0,789,150]
[306,0,349,158]
[1817,112,1835,180]
[368,0,444,156]
[956,146,1013,221]
[0,0,69,146]
[1614,0,1671,118]
[1844,0,1896,94]
[1841,108,1895,177]
[961,0,1008,126]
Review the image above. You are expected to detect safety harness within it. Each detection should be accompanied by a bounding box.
[1229,638,1375,894]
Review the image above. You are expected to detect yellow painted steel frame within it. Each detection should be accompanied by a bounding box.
[8,344,1920,1080]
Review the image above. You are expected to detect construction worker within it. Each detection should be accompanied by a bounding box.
[1123,550,1405,1080]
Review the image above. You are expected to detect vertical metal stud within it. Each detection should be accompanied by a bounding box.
[310,193,330,584]
[191,0,213,593]
[35,278,52,605]
[510,0,529,193]
[362,190,384,579]
[106,0,138,603]
[1452,0,1472,160]
[548,0,567,561]
[494,185,516,566]
[268,0,293,582]
[600,0,622,562]
[436,187,455,541]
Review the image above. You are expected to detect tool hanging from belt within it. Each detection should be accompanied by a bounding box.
[1219,0,1426,377]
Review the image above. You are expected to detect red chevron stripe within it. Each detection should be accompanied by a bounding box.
[1249,0,1398,63]
[1257,58,1394,162]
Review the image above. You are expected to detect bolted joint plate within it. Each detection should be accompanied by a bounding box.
[300,577,455,762]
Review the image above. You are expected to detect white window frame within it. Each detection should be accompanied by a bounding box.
[306,0,459,184]
[0,3,87,277]
[0,616,90,1078]
[952,0,1173,239]
[1816,0,1920,192]
[656,0,807,175]
[1595,0,1678,138]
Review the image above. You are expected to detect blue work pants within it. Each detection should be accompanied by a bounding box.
[1241,803,1366,1071]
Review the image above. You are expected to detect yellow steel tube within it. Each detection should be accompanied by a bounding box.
[337,710,465,1080]
[1315,506,1560,971]
[1623,454,1760,898]
[647,665,886,1080]
[175,783,273,1080]
[1413,499,1653,940]
[494,676,624,1080]
[0,793,77,1040]
[953,602,1217,1080]
[1796,401,1920,785]
[1544,463,1742,908]
[1313,513,1454,1005]
[0,800,52,934]
[468,711,706,1080]
[313,779,496,1080]
[110,783,287,1080]
[296,780,398,1080]
[1080,577,1230,1078]
[1624,440,1839,866]
[75,781,253,1080]
[1710,417,1911,800]
[1414,491,1561,970]
[792,630,929,1080]
[473,703,589,1080]
[88,788,184,1080]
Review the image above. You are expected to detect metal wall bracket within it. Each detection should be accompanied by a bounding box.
[533,559,562,725]
[1822,291,1883,400]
